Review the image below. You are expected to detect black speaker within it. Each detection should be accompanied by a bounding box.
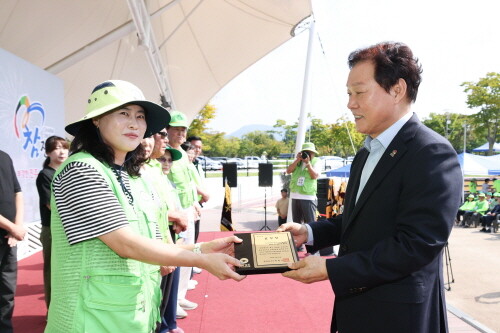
[258,163,273,187]
[222,163,237,187]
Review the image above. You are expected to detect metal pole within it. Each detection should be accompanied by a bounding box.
[294,19,316,155]
[287,19,316,223]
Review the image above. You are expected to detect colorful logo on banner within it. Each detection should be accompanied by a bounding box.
[14,95,45,158]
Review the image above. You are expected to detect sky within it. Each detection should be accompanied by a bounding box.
[208,0,500,135]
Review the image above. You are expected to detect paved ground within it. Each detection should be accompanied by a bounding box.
[197,174,498,332]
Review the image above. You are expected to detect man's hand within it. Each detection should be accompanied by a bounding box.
[276,222,308,248]
[9,224,26,241]
[201,192,210,203]
[282,256,329,284]
[160,266,176,276]
[171,211,188,234]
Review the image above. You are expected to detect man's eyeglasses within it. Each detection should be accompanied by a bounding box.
[158,131,168,138]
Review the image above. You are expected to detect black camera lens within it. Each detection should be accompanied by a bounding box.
[301,151,309,159]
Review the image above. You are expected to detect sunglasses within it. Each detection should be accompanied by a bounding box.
[158,131,168,138]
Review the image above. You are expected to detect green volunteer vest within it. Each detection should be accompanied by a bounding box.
[459,200,476,211]
[290,157,319,196]
[143,161,172,242]
[474,200,489,215]
[167,149,196,209]
[190,162,204,202]
[45,152,161,333]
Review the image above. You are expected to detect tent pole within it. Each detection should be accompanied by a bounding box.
[294,19,315,155]
[286,19,316,223]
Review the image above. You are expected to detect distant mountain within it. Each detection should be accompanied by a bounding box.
[227,124,284,140]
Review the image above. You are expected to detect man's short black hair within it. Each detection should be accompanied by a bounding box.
[281,188,288,193]
[187,136,202,142]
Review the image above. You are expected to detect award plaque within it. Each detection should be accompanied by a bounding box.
[234,232,299,275]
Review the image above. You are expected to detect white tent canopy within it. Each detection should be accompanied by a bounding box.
[472,142,500,152]
[0,0,311,129]
[457,153,500,176]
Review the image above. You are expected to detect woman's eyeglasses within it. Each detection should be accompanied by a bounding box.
[157,157,173,163]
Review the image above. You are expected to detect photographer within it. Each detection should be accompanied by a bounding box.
[286,142,320,242]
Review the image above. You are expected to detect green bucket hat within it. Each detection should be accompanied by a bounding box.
[478,192,486,197]
[165,147,182,161]
[494,192,500,197]
[65,80,170,138]
[467,194,475,199]
[301,142,319,154]
[169,110,189,128]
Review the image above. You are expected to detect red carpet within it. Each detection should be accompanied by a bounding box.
[13,250,46,332]
[180,232,334,333]
[13,232,334,333]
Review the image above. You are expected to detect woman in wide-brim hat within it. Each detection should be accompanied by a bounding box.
[46,80,244,333]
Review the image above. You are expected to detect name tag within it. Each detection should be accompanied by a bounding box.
[296,176,305,186]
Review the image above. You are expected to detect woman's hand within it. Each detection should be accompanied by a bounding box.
[199,253,245,281]
[201,235,243,256]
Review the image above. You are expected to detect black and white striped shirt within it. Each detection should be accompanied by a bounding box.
[53,161,140,245]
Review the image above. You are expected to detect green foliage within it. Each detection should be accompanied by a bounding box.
[239,131,286,157]
[461,72,500,155]
[188,104,217,137]
[273,119,297,154]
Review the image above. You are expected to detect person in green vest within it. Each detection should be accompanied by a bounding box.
[469,178,478,194]
[492,178,500,193]
[462,192,489,227]
[45,80,244,333]
[456,194,476,225]
[166,111,201,315]
[286,142,320,252]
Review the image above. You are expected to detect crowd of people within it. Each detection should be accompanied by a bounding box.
[1,80,246,333]
[456,179,500,232]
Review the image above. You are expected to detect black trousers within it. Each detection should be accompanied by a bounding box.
[0,240,17,333]
[481,215,496,227]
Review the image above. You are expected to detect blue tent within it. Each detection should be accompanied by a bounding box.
[472,142,500,152]
[325,164,351,177]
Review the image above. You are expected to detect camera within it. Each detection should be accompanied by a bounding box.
[301,151,309,159]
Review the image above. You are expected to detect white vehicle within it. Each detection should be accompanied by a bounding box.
[243,156,264,169]
[318,156,345,171]
[196,156,222,171]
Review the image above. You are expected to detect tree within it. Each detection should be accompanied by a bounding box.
[273,119,297,154]
[461,72,500,155]
[422,112,473,152]
[188,103,217,137]
[238,131,285,157]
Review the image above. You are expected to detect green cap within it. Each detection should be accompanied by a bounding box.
[468,194,475,199]
[165,147,182,161]
[487,192,492,196]
[169,110,189,128]
[478,192,486,197]
[301,142,319,154]
[494,192,500,197]
[65,80,170,138]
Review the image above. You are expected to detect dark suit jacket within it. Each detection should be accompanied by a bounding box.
[308,115,462,333]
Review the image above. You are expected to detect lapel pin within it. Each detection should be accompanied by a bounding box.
[390,150,397,157]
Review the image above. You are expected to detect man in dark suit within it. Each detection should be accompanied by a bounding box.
[278,42,462,333]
